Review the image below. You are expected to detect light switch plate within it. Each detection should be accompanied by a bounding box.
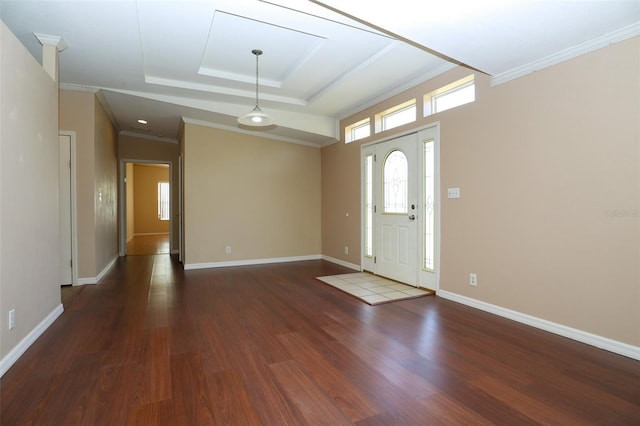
[448,187,461,199]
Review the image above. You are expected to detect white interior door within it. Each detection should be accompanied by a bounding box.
[59,134,72,285]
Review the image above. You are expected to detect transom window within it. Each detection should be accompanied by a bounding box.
[424,75,475,116]
[376,99,416,133]
[345,118,370,143]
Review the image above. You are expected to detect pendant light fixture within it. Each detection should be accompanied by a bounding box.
[237,49,274,127]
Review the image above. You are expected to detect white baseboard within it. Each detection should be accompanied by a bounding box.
[437,290,640,361]
[134,232,169,236]
[321,255,361,271]
[77,255,118,285]
[184,254,322,270]
[0,304,64,378]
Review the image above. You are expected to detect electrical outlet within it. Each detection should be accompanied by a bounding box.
[225,246,231,254]
[344,246,349,255]
[469,273,478,287]
[8,309,15,330]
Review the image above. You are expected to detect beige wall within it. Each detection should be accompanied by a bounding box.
[93,97,118,274]
[133,164,170,234]
[0,22,60,361]
[322,139,361,265]
[119,134,180,252]
[325,37,640,347]
[59,90,95,279]
[126,162,135,241]
[59,90,118,280]
[183,124,321,265]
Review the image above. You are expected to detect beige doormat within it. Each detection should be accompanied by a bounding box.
[316,272,434,305]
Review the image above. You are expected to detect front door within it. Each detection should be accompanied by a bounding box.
[362,126,439,290]
[363,133,419,286]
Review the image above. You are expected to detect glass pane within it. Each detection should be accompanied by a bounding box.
[423,141,435,271]
[433,83,475,113]
[158,182,170,220]
[346,119,370,143]
[382,104,416,131]
[383,150,408,214]
[365,154,373,257]
[352,122,370,141]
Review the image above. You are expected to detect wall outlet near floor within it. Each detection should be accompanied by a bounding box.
[8,309,15,330]
[344,246,349,255]
[225,246,231,254]
[469,273,478,287]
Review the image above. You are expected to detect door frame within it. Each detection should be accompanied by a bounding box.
[119,159,174,257]
[360,122,441,291]
[59,131,78,286]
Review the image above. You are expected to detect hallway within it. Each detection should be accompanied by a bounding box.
[126,233,170,255]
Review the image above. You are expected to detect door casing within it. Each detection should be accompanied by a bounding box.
[360,123,441,291]
[59,131,78,286]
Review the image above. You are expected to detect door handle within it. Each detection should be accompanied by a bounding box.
[408,214,416,220]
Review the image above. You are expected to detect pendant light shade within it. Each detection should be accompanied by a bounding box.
[238,49,274,127]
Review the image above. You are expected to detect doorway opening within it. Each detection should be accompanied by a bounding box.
[120,161,173,256]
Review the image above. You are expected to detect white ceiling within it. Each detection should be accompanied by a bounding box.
[2,0,639,146]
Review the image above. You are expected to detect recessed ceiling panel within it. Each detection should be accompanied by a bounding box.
[200,11,325,87]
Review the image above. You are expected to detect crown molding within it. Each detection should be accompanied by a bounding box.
[59,84,121,132]
[59,83,100,93]
[119,130,179,144]
[33,33,67,51]
[337,61,457,120]
[181,116,326,148]
[491,22,640,86]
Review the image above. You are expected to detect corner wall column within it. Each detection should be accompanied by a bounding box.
[34,33,67,82]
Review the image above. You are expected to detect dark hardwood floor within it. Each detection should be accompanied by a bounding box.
[127,234,170,255]
[2,255,639,425]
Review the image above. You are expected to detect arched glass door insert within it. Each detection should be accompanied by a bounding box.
[383,150,408,214]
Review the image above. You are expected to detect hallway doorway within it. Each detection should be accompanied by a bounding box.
[121,161,173,256]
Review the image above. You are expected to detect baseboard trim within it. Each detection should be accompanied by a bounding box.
[134,232,169,236]
[77,255,118,285]
[0,304,64,378]
[184,255,322,270]
[321,255,361,271]
[437,290,640,361]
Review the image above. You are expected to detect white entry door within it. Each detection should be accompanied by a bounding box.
[59,134,73,285]
[362,126,440,290]
[364,133,419,286]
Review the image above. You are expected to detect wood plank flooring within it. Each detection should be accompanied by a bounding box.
[2,255,639,425]
[126,234,170,255]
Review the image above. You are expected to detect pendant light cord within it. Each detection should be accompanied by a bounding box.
[253,49,262,109]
